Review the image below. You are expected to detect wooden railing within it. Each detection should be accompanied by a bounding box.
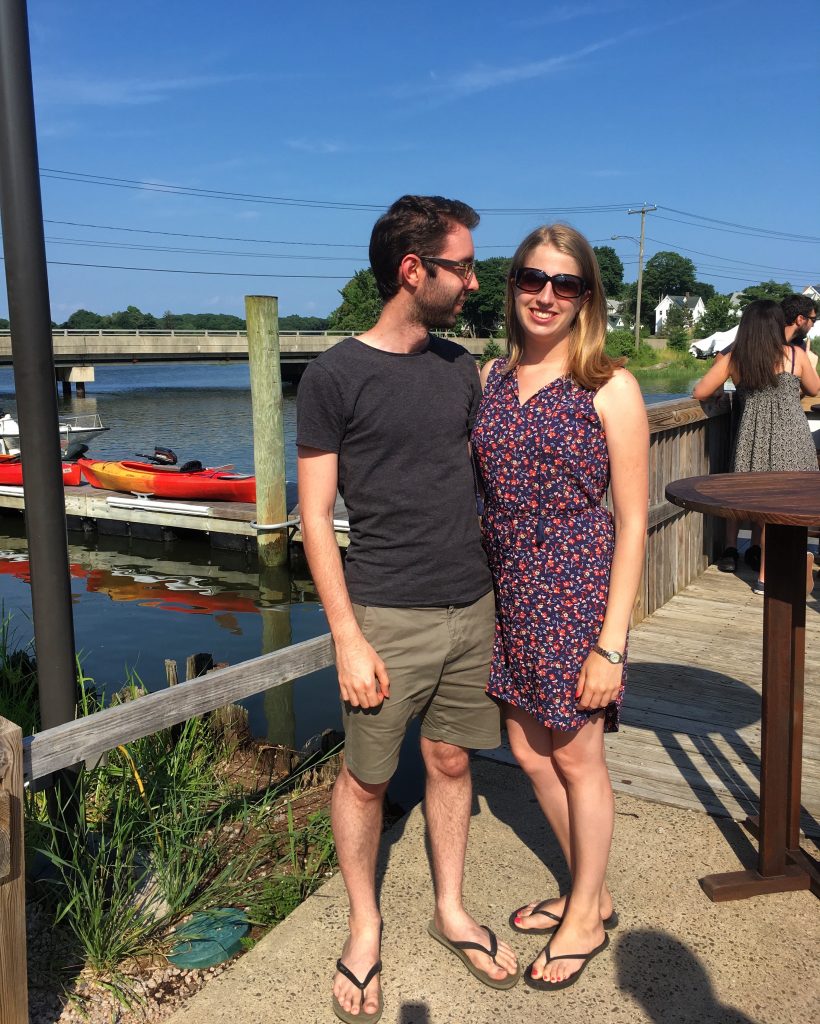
[635,394,732,623]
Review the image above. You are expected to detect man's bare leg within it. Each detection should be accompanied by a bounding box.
[331,762,387,1018]
[421,737,518,982]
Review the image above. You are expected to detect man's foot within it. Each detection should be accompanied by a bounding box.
[717,546,739,572]
[753,578,765,595]
[431,910,519,987]
[510,894,616,934]
[332,920,382,1022]
[526,916,607,987]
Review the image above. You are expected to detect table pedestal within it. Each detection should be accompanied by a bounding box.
[700,524,816,901]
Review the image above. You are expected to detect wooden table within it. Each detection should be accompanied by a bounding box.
[666,472,820,901]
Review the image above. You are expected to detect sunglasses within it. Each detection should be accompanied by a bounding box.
[513,267,587,298]
[419,255,476,283]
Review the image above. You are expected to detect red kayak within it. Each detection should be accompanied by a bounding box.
[0,458,83,486]
[78,458,256,502]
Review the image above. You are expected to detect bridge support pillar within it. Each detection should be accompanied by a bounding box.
[55,365,94,397]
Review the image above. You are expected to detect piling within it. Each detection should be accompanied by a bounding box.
[0,718,27,1024]
[245,296,287,567]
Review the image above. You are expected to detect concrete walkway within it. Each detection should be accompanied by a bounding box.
[167,758,819,1024]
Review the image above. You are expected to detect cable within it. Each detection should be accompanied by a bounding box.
[654,212,820,245]
[657,205,820,243]
[44,235,364,262]
[0,255,351,279]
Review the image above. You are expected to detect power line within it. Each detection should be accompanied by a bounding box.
[654,212,820,244]
[657,205,820,244]
[45,235,365,262]
[0,255,351,279]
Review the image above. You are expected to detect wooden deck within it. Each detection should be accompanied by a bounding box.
[485,560,820,839]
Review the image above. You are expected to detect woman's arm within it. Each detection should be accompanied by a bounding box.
[577,369,649,711]
[692,352,733,400]
[795,346,820,397]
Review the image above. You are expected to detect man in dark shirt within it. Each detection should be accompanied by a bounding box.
[297,195,519,1021]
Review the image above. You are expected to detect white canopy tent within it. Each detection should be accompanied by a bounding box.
[689,326,738,358]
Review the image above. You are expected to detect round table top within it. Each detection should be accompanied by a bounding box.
[666,472,820,527]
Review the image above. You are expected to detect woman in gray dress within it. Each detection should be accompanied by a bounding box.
[693,299,819,593]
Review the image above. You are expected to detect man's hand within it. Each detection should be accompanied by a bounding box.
[335,633,391,708]
[575,652,622,711]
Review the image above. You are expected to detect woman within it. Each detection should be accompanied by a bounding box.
[471,225,648,990]
[693,299,819,594]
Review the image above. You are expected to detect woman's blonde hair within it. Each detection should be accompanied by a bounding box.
[504,223,623,389]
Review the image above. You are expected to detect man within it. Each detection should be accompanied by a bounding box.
[783,293,818,370]
[297,195,519,1022]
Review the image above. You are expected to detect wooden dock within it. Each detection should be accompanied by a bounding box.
[485,561,820,839]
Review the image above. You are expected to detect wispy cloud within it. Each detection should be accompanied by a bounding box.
[286,138,346,155]
[512,1,631,27]
[36,72,253,107]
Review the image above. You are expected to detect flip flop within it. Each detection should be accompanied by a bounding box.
[427,920,520,990]
[332,958,383,1024]
[509,899,619,935]
[524,933,610,991]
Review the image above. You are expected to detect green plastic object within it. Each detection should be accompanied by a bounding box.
[168,908,250,969]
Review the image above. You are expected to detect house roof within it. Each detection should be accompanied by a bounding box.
[658,294,703,311]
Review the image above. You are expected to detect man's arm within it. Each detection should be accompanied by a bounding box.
[297,446,389,708]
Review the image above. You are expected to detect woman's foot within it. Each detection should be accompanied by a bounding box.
[527,916,607,986]
[511,892,615,933]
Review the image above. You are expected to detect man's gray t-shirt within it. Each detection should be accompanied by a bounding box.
[296,335,492,607]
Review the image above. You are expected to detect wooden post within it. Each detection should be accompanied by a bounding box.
[0,717,28,1024]
[260,565,296,749]
[245,295,287,567]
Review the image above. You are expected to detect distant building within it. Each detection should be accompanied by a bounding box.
[606,298,627,331]
[729,291,745,308]
[655,293,705,334]
[803,284,820,305]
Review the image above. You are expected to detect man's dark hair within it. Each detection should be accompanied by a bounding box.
[781,293,817,325]
[369,195,480,301]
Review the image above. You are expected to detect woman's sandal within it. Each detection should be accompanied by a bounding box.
[509,899,619,935]
[332,959,383,1024]
[523,933,610,991]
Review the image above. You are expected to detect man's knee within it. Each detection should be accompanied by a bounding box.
[421,738,470,778]
[335,762,390,804]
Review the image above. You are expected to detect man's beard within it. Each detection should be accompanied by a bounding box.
[413,288,461,330]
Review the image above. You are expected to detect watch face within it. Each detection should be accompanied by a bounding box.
[607,651,620,663]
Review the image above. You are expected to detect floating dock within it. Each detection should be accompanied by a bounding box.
[0,483,349,552]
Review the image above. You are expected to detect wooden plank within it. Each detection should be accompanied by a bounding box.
[0,718,27,1024]
[24,633,335,781]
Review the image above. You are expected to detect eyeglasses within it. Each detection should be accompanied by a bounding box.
[513,267,588,298]
[419,255,475,284]
[805,314,817,323]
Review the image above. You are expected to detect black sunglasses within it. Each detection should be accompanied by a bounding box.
[513,267,588,298]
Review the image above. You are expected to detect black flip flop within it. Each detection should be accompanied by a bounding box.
[332,958,383,1024]
[524,933,610,991]
[427,920,520,989]
[509,900,619,935]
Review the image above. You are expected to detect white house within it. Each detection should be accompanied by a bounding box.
[803,284,820,305]
[606,298,627,331]
[654,293,705,335]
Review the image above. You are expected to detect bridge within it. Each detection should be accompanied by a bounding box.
[0,329,494,386]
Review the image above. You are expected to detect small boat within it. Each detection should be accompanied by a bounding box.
[78,447,255,502]
[0,456,83,486]
[0,411,108,456]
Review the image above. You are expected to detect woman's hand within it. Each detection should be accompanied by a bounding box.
[575,651,623,711]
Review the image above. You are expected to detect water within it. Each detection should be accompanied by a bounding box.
[0,362,694,807]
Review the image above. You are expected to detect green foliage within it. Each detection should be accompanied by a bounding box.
[605,329,638,358]
[0,318,9,329]
[663,304,691,350]
[737,280,793,306]
[694,294,737,338]
[461,257,511,336]
[593,246,624,297]
[109,305,158,330]
[279,314,330,331]
[328,269,383,333]
[0,613,39,735]
[65,308,107,330]
[479,339,504,367]
[643,251,697,303]
[693,280,716,303]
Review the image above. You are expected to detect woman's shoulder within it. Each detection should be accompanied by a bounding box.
[479,356,508,388]
[597,366,642,400]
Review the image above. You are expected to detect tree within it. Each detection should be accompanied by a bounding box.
[593,246,624,297]
[64,308,105,330]
[738,280,793,306]
[461,257,511,336]
[642,251,697,304]
[328,269,383,333]
[694,294,737,338]
[0,318,8,330]
[109,305,157,330]
[663,303,690,350]
[279,314,330,331]
[693,280,716,303]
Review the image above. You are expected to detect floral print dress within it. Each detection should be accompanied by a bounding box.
[471,359,623,732]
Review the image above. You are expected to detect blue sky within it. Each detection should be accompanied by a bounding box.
[1,0,818,321]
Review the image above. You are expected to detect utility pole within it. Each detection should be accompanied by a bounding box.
[627,204,656,354]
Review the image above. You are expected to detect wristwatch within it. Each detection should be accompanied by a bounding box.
[592,643,624,665]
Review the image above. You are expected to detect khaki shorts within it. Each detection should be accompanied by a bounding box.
[342,589,500,784]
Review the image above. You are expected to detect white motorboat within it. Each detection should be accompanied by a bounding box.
[0,411,108,455]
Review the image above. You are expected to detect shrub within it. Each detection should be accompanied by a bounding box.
[479,339,504,367]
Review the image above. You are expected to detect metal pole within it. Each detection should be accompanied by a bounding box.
[0,0,77,729]
[628,204,656,354]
